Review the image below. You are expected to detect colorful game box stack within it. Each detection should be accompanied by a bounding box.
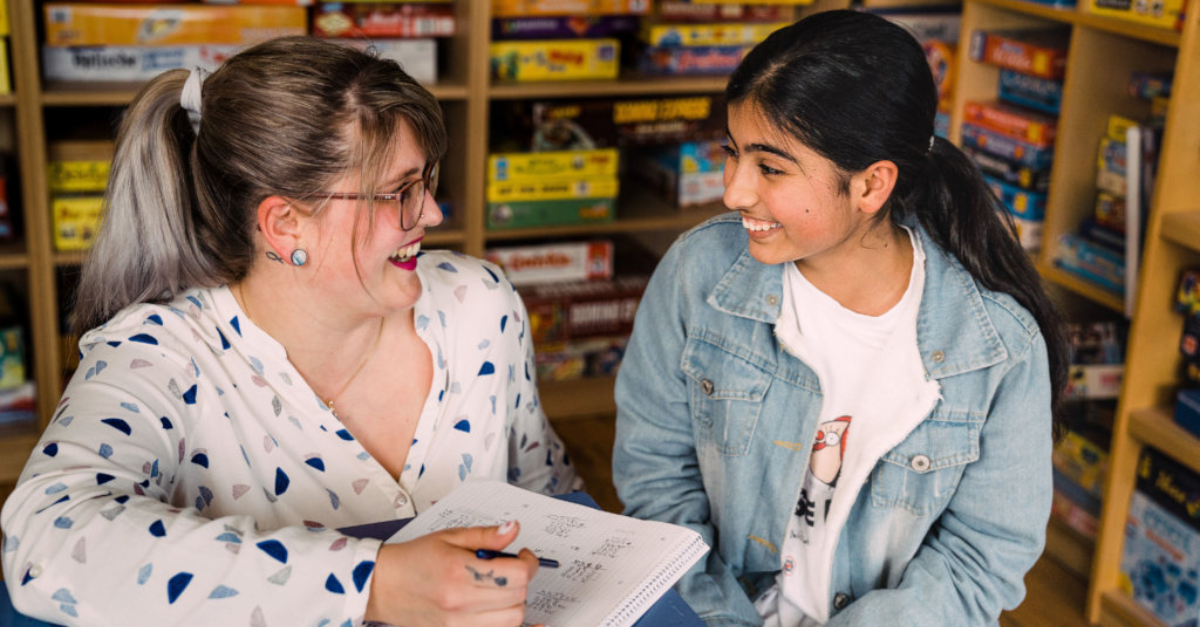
[47,140,113,252]
[519,274,648,383]
[486,148,620,229]
[1051,320,1126,540]
[485,239,638,383]
[521,94,728,209]
[870,6,961,139]
[1053,73,1168,310]
[489,0,649,82]
[40,2,307,82]
[1120,446,1200,627]
[1172,269,1200,436]
[634,1,797,77]
[966,27,1068,253]
[311,0,454,85]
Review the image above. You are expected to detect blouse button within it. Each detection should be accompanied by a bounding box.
[931,350,945,363]
[395,492,409,507]
[29,564,43,578]
[701,379,715,396]
[910,454,932,472]
[766,294,780,306]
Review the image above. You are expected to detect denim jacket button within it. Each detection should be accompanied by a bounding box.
[833,592,850,610]
[701,379,715,396]
[910,454,931,472]
[931,349,945,362]
[766,294,780,306]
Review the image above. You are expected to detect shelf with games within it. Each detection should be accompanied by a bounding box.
[954,0,1200,623]
[488,74,729,99]
[37,80,473,106]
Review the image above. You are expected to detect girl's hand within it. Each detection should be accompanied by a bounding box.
[365,521,541,627]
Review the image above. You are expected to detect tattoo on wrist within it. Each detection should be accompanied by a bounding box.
[465,565,508,587]
[266,251,284,264]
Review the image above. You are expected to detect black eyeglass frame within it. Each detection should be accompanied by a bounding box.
[321,163,439,232]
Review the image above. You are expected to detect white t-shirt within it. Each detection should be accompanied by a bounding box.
[0,250,579,627]
[758,227,926,626]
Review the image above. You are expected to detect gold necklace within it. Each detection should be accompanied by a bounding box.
[235,282,385,420]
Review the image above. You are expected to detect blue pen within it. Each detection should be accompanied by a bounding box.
[475,548,560,569]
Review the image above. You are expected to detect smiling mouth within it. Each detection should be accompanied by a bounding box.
[391,239,421,263]
[742,216,783,232]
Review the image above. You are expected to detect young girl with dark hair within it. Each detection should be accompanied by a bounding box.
[613,10,1068,626]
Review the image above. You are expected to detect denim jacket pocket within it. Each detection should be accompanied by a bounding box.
[681,337,771,457]
[871,417,981,515]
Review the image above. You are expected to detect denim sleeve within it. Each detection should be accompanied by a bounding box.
[826,329,1054,627]
[613,240,764,627]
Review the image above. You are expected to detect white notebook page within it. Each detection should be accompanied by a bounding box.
[386,480,708,627]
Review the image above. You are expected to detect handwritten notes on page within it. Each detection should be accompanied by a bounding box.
[386,480,708,627]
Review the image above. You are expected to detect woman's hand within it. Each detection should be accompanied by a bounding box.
[365,521,542,627]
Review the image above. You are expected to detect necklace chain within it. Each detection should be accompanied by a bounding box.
[235,282,385,419]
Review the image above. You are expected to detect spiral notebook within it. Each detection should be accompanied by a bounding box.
[386,480,708,627]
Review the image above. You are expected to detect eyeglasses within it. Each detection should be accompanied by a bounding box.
[323,163,439,231]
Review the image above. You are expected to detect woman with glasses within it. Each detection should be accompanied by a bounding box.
[1,37,578,627]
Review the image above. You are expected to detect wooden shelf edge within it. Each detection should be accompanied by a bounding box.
[1099,589,1167,627]
[539,376,616,422]
[0,93,16,106]
[41,80,469,106]
[489,75,728,100]
[1128,406,1200,475]
[1160,211,1200,252]
[1038,262,1126,313]
[971,0,1182,46]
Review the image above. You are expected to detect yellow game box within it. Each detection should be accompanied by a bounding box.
[492,0,650,18]
[487,176,619,203]
[491,39,619,82]
[1087,0,1184,30]
[47,140,114,193]
[640,21,789,46]
[44,4,307,46]
[0,0,9,37]
[0,42,9,95]
[488,149,620,182]
[52,195,104,252]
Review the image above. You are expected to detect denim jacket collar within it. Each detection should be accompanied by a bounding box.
[705,222,1008,380]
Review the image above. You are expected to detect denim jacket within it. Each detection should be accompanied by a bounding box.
[613,214,1053,627]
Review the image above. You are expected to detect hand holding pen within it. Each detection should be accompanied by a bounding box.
[476,548,560,569]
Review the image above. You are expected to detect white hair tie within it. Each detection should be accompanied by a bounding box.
[180,67,209,135]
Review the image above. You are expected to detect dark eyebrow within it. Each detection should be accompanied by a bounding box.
[723,128,799,164]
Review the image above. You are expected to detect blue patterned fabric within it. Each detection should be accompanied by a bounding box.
[0,250,578,626]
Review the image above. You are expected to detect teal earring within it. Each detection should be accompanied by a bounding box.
[290,249,308,267]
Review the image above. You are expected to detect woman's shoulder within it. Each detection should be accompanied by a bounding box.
[77,288,229,363]
[417,249,520,307]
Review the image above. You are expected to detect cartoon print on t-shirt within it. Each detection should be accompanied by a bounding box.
[794,415,852,544]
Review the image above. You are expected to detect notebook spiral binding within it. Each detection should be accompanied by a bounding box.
[602,532,708,627]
